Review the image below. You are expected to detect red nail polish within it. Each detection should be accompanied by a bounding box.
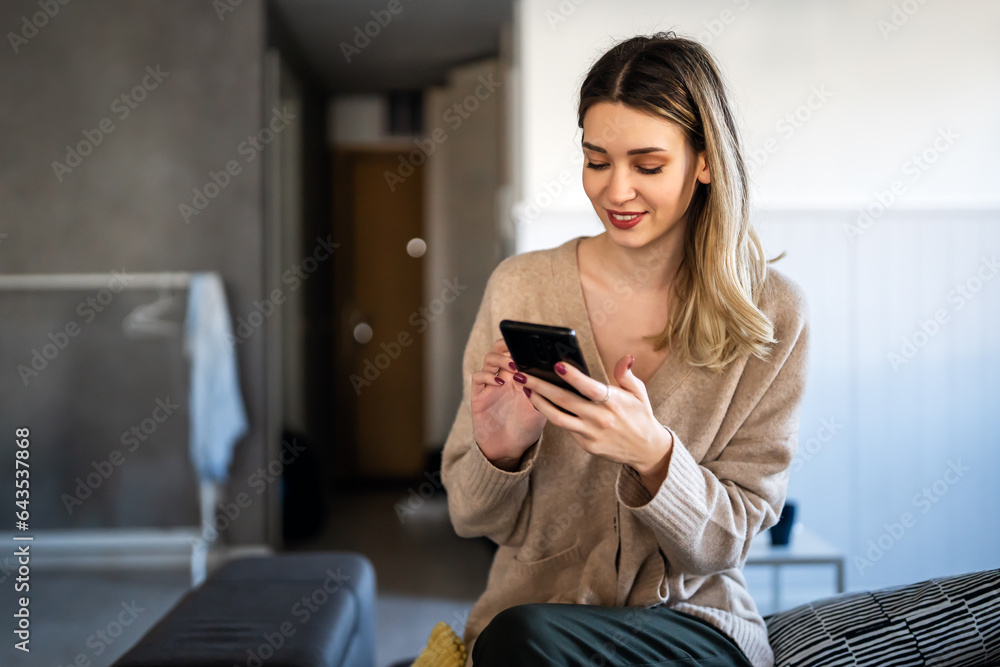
[513,372,527,384]
[523,387,532,398]
[509,361,517,371]
[494,376,505,386]
[555,362,566,375]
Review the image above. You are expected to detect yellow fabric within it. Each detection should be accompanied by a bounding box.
[410,621,467,667]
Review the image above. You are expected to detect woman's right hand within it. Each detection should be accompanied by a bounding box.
[471,337,547,471]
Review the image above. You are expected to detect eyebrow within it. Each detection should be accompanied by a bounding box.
[581,141,667,155]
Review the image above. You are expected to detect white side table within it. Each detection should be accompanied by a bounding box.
[745,524,846,611]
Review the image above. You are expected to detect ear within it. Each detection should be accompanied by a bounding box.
[696,150,711,185]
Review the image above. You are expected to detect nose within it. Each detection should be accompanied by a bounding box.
[606,165,636,205]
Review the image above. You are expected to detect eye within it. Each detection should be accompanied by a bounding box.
[637,165,663,175]
[585,161,609,170]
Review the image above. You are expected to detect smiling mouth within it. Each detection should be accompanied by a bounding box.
[609,212,643,221]
[606,209,646,227]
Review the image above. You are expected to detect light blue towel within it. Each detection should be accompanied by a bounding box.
[183,272,248,482]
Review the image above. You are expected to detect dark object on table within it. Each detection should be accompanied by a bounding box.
[770,499,797,546]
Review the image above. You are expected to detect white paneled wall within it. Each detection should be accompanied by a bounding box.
[757,208,1000,597]
[508,0,1000,610]
[513,208,999,610]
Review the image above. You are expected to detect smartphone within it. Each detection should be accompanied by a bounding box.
[499,319,592,408]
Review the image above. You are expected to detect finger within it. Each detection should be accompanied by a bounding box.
[493,337,511,356]
[613,354,648,403]
[487,338,515,372]
[554,360,614,404]
[483,351,517,375]
[521,382,583,431]
[517,370,594,418]
[472,368,507,396]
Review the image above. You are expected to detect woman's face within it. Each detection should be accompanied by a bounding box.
[581,101,710,246]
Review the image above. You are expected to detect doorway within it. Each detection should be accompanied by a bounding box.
[333,149,426,479]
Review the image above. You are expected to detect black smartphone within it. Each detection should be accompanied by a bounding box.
[499,319,592,407]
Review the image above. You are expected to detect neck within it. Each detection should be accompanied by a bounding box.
[588,225,686,295]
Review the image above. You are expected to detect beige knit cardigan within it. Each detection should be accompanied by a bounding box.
[441,235,810,667]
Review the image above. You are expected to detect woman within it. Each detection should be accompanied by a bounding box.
[441,32,809,667]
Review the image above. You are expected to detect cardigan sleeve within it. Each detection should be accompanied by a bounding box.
[615,284,809,577]
[441,262,540,546]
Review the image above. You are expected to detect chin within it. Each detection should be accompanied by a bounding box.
[604,229,653,249]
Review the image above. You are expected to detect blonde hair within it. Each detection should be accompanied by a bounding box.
[578,31,781,371]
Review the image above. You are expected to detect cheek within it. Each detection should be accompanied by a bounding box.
[582,171,601,199]
[648,174,687,208]
[643,183,674,209]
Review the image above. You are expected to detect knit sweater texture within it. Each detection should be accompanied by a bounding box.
[441,235,810,667]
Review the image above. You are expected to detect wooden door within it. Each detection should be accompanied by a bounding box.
[336,150,425,478]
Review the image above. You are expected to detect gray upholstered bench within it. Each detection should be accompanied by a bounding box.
[112,552,376,667]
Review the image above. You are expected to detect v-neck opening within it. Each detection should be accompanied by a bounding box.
[567,235,694,402]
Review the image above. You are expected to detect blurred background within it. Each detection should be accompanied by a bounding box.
[0,0,997,665]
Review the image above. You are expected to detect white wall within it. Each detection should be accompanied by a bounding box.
[515,0,1000,228]
[511,0,1000,604]
[425,59,508,449]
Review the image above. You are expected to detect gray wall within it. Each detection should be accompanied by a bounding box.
[0,0,271,545]
[424,58,508,449]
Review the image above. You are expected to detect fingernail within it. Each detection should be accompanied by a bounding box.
[513,372,527,384]
[494,376,505,386]
[627,355,634,371]
[522,387,532,398]
[509,361,517,371]
[554,362,566,375]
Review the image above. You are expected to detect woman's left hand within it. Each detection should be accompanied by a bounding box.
[512,354,674,494]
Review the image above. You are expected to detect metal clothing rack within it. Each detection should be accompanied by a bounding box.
[0,271,221,585]
[0,272,194,291]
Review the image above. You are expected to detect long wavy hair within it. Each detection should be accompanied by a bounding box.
[578,31,781,371]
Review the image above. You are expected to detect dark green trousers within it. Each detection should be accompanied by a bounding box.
[472,603,755,667]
